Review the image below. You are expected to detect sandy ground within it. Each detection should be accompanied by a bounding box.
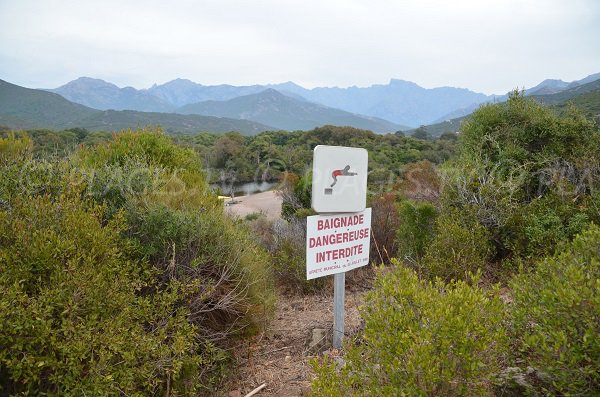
[224,190,283,220]
[223,270,374,397]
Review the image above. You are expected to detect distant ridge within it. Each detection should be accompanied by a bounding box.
[0,79,273,134]
[33,71,600,133]
[48,77,175,112]
[407,73,600,138]
[49,77,496,127]
[177,89,407,133]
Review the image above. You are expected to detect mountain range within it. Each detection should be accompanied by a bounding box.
[408,75,600,137]
[2,72,598,136]
[49,77,495,128]
[0,79,271,134]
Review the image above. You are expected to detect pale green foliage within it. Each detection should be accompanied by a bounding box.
[311,261,507,396]
[442,92,600,265]
[0,129,275,395]
[396,200,437,260]
[0,194,209,396]
[510,224,600,395]
[0,132,32,160]
[421,208,493,281]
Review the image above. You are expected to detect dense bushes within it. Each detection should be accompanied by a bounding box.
[311,261,507,396]
[0,130,274,395]
[509,224,600,395]
[310,94,600,396]
[420,92,600,280]
[75,129,274,336]
[369,193,400,263]
[247,216,327,293]
[0,193,207,396]
[311,224,600,395]
[420,208,494,281]
[395,200,437,261]
[181,126,456,185]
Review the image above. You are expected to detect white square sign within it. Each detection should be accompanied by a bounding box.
[306,209,372,280]
[311,145,368,213]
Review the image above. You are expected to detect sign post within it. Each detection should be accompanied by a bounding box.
[307,145,370,349]
[333,273,345,349]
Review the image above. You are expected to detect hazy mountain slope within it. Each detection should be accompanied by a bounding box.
[563,90,600,117]
[48,77,174,112]
[525,73,600,96]
[549,85,600,121]
[568,72,600,88]
[0,79,99,129]
[525,79,571,95]
[76,110,272,134]
[146,79,272,107]
[132,78,493,127]
[284,79,492,127]
[532,78,600,105]
[177,89,406,132]
[47,72,599,130]
[405,116,468,138]
[0,79,273,134]
[410,75,600,138]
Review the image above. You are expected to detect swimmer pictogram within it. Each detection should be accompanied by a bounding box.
[312,145,368,212]
[330,165,357,187]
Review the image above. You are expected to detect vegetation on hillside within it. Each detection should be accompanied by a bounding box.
[183,126,457,194]
[0,79,272,134]
[0,130,274,395]
[311,92,600,396]
[1,90,599,396]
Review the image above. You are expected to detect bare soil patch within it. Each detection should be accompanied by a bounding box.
[224,271,374,397]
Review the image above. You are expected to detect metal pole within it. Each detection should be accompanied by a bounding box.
[333,272,345,349]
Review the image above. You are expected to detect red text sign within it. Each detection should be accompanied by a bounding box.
[306,208,371,280]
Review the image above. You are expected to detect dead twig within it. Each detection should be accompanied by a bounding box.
[257,346,291,357]
[244,383,267,397]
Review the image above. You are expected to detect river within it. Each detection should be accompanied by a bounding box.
[211,180,278,197]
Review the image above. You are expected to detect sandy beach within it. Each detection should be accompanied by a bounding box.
[224,190,283,220]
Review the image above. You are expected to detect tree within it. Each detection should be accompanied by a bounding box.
[412,125,429,140]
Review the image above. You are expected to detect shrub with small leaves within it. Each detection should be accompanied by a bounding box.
[396,200,437,260]
[509,224,600,395]
[311,260,508,396]
[0,194,212,396]
[421,208,494,281]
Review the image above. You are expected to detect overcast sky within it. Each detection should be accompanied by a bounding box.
[1,0,599,94]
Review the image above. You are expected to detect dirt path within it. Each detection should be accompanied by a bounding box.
[224,273,373,397]
[225,190,282,220]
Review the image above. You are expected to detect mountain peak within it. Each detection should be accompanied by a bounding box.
[158,78,202,88]
[258,88,285,97]
[388,79,421,89]
[60,76,118,89]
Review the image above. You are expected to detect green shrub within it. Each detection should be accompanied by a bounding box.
[244,212,263,221]
[0,129,276,394]
[509,224,600,395]
[396,200,438,260]
[440,92,600,267]
[268,218,327,293]
[311,261,508,396]
[0,132,32,160]
[421,208,494,281]
[0,194,213,396]
[280,171,312,220]
[504,193,595,259]
[76,129,274,336]
[126,202,275,335]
